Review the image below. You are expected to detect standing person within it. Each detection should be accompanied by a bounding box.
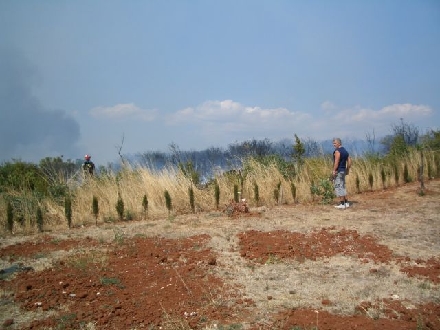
[82,154,95,176]
[332,138,352,209]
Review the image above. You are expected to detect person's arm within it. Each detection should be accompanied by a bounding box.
[333,150,340,176]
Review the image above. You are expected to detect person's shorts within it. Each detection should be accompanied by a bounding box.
[334,171,346,197]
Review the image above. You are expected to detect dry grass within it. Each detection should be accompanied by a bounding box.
[0,149,438,234]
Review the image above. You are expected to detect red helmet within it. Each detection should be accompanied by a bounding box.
[84,154,91,160]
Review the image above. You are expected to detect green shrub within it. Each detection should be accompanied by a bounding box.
[310,178,335,204]
[394,163,400,184]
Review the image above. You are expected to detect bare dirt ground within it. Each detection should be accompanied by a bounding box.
[1,180,439,330]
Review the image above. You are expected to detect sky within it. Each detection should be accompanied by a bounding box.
[1,0,439,166]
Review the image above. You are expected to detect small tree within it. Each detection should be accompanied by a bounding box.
[380,167,386,189]
[368,173,374,191]
[403,163,411,183]
[355,175,360,194]
[142,194,149,219]
[214,181,220,210]
[292,134,305,170]
[7,201,13,233]
[233,184,239,203]
[274,181,281,204]
[253,182,259,206]
[92,196,99,225]
[164,190,172,216]
[394,163,400,185]
[65,196,72,229]
[290,182,297,203]
[116,194,124,221]
[36,206,43,232]
[189,186,195,213]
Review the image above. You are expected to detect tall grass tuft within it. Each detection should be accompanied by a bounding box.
[355,175,360,194]
[393,163,400,185]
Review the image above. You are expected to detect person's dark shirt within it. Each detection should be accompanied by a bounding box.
[83,161,95,175]
[333,147,349,171]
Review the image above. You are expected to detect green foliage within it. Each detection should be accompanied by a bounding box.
[233,184,239,203]
[188,186,195,213]
[388,135,409,157]
[7,201,13,232]
[292,133,305,168]
[178,161,200,185]
[36,206,43,232]
[310,178,335,204]
[214,181,220,210]
[245,155,296,181]
[92,196,99,224]
[0,161,48,194]
[164,190,172,215]
[115,194,124,221]
[253,182,259,206]
[65,196,72,229]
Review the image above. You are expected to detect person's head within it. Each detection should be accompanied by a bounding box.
[84,154,91,161]
[332,138,342,149]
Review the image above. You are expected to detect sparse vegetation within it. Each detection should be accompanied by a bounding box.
[0,124,438,233]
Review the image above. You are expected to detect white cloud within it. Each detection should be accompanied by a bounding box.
[90,103,157,121]
[167,100,311,129]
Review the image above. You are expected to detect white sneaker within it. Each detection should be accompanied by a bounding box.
[334,204,346,209]
[345,202,350,208]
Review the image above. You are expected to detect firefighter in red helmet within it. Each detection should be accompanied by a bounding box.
[82,154,95,176]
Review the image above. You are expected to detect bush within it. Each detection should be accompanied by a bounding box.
[36,206,43,232]
[7,201,13,232]
[65,196,72,229]
[310,178,335,204]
